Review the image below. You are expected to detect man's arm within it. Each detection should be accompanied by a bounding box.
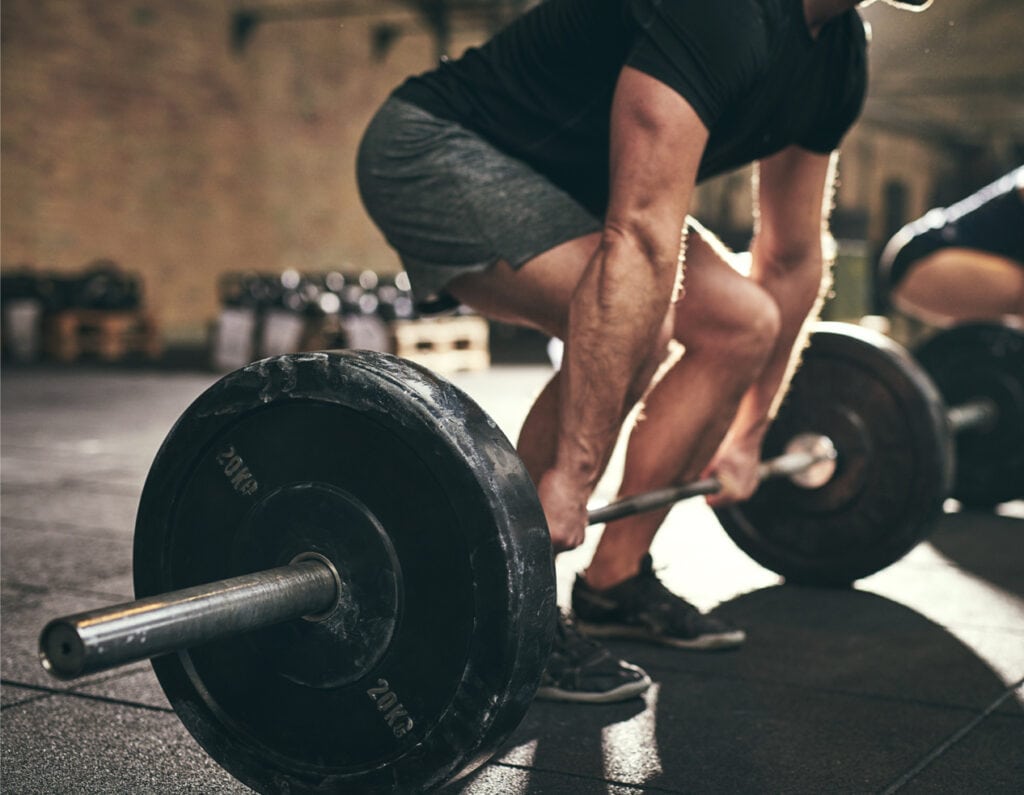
[540,66,708,550]
[705,146,838,505]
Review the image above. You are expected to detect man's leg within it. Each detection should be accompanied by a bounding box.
[449,232,661,702]
[584,232,780,587]
[571,231,781,649]
[447,235,588,481]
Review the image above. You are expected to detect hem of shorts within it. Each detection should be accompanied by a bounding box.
[403,255,499,316]
[405,221,600,315]
[374,94,605,312]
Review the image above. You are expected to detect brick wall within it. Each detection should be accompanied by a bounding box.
[1,0,446,342]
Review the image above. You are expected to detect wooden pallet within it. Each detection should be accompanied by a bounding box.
[44,309,162,363]
[390,315,490,373]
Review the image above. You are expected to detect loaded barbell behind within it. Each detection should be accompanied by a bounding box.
[715,321,1022,586]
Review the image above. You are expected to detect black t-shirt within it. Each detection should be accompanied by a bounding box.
[882,167,1024,288]
[394,0,867,217]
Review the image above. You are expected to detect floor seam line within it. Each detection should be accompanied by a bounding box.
[0,678,172,714]
[878,678,1024,794]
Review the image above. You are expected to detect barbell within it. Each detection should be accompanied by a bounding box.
[37,321,1022,793]
[716,321,1022,585]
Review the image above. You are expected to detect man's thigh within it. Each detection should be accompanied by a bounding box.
[670,222,774,343]
[357,97,601,313]
[448,232,602,338]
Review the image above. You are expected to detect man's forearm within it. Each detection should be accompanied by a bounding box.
[555,231,679,490]
[540,64,705,538]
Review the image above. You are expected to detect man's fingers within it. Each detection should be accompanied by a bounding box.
[715,469,742,499]
[707,467,756,508]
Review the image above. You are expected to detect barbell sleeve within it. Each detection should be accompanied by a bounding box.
[587,477,722,526]
[946,398,998,434]
[587,435,837,526]
[39,557,339,681]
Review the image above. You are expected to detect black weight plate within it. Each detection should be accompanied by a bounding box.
[914,323,1024,508]
[715,323,952,586]
[133,351,555,794]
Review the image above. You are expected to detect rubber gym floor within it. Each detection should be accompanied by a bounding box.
[2,362,1022,794]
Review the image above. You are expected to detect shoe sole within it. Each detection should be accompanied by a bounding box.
[534,673,652,704]
[575,621,746,651]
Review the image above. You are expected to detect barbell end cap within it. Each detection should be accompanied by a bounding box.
[783,433,839,490]
[39,620,88,681]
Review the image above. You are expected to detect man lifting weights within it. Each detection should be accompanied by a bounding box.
[357,0,934,703]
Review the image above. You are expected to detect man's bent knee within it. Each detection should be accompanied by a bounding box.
[678,280,781,368]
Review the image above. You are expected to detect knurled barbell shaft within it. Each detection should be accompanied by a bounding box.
[589,392,999,529]
[586,437,837,526]
[39,558,338,681]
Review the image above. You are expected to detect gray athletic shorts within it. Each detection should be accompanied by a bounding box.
[356,97,602,312]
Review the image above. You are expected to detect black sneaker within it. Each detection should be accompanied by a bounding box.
[572,555,746,651]
[535,611,652,704]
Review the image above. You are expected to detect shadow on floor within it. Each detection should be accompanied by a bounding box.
[928,510,1024,599]
[460,585,1021,793]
